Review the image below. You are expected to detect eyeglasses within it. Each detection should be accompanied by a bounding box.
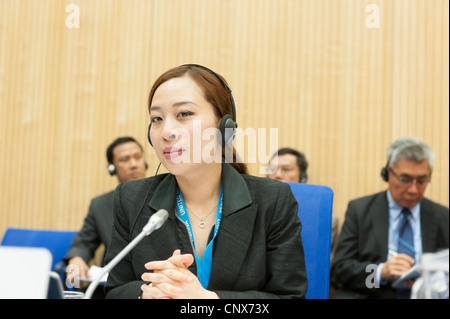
[266,165,297,175]
[388,168,431,188]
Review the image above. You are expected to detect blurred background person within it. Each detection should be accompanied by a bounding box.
[267,147,339,257]
[267,147,340,296]
[331,137,449,299]
[267,147,308,183]
[64,137,148,295]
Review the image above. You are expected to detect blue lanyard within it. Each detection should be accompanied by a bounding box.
[175,185,223,289]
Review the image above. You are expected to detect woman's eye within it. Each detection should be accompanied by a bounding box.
[178,111,194,118]
[151,116,162,123]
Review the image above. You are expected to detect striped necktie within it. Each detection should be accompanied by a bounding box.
[398,208,415,258]
[396,208,415,299]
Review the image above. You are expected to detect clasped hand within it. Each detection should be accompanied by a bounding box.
[140,249,218,299]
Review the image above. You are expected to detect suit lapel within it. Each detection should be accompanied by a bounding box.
[135,174,180,261]
[137,165,256,288]
[209,164,255,290]
[420,199,438,252]
[370,192,390,259]
[370,194,438,257]
[209,204,257,289]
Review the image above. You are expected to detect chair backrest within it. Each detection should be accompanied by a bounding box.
[1,228,77,270]
[287,182,334,299]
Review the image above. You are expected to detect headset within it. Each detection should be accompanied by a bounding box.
[380,161,390,182]
[300,172,308,184]
[108,163,116,176]
[147,64,237,148]
[108,160,148,176]
[380,156,433,182]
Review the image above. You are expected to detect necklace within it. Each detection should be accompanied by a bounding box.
[185,203,218,229]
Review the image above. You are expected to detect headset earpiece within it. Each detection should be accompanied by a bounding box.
[183,64,237,147]
[219,114,237,146]
[108,159,148,175]
[300,172,308,183]
[380,155,391,182]
[108,163,116,176]
[380,167,389,182]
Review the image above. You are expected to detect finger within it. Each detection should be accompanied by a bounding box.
[140,283,171,299]
[145,254,194,270]
[396,253,415,265]
[167,253,194,268]
[145,260,175,270]
[81,266,91,279]
[393,257,414,270]
[145,269,194,284]
[142,272,165,283]
[140,284,154,299]
[154,282,183,298]
[172,249,181,256]
[141,271,178,284]
[389,263,413,277]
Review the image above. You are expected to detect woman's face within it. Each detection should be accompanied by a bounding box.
[149,76,221,176]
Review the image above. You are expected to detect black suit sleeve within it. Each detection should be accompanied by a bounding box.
[104,183,145,299]
[331,201,368,290]
[64,199,103,264]
[214,182,307,299]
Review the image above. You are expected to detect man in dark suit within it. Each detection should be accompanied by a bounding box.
[331,137,449,299]
[267,147,339,263]
[64,137,148,284]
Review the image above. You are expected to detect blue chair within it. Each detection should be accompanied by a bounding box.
[287,182,334,299]
[1,228,77,271]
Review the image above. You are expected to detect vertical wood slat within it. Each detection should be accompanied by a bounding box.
[0,0,448,237]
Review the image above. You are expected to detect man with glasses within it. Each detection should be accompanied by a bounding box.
[267,147,340,265]
[331,137,449,299]
[266,148,309,183]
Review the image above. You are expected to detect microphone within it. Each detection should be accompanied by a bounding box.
[84,209,169,299]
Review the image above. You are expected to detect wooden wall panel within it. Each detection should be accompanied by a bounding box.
[0,0,448,238]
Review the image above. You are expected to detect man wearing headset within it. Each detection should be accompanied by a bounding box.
[267,147,309,183]
[331,137,449,299]
[64,137,148,288]
[267,147,340,273]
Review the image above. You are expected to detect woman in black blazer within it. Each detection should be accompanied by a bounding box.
[104,65,307,299]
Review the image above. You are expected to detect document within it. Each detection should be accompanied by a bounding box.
[81,265,108,283]
[392,264,420,289]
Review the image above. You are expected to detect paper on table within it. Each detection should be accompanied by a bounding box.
[81,265,108,283]
[392,264,420,289]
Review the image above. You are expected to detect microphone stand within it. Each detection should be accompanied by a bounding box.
[84,210,168,299]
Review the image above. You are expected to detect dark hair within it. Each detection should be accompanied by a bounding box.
[148,65,248,175]
[272,148,308,174]
[106,137,143,164]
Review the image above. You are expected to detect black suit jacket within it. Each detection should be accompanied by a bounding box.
[104,164,307,299]
[331,191,449,298]
[65,190,114,264]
